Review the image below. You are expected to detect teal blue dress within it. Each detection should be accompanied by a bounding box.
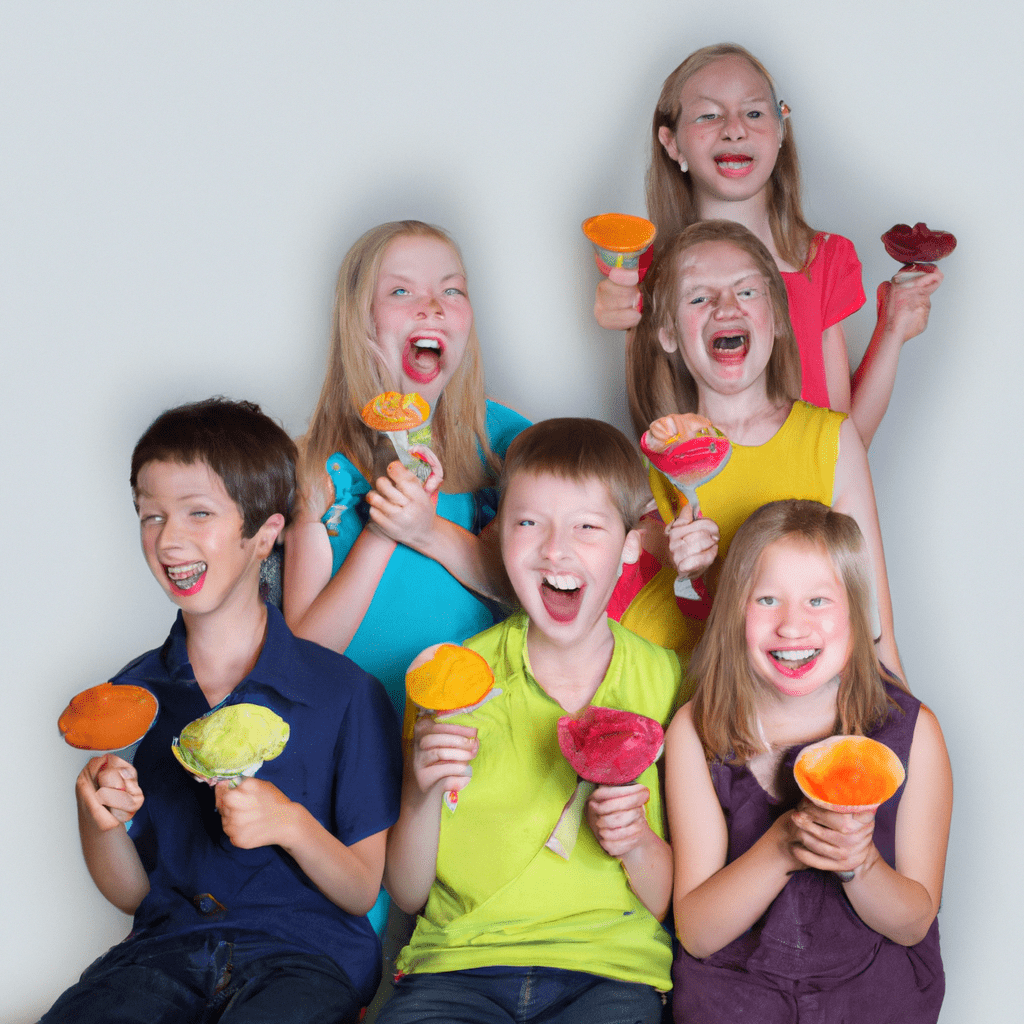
[323,400,527,934]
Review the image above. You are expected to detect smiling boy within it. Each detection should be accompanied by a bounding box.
[380,418,683,1024]
[42,398,401,1024]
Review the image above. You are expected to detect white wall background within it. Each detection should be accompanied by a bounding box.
[2,1,1019,1019]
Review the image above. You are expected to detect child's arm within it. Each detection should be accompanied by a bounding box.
[366,460,511,605]
[383,718,478,913]
[849,267,944,448]
[822,322,853,415]
[831,418,904,681]
[215,777,386,916]
[283,497,397,654]
[665,502,720,582]
[666,705,809,958]
[791,706,952,945]
[76,755,150,914]
[586,783,673,920]
[594,267,643,332]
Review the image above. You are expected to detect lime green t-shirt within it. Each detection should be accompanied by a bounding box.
[396,612,682,989]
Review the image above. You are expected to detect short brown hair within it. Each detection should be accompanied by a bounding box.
[689,500,896,764]
[627,219,801,437]
[130,397,297,538]
[499,418,649,532]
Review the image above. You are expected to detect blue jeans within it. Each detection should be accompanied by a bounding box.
[376,967,665,1024]
[39,932,362,1024]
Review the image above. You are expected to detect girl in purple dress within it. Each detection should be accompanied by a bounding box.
[665,500,951,1023]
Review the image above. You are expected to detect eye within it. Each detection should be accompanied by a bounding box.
[139,513,164,526]
[737,287,759,300]
[809,597,829,608]
[688,294,709,305]
[517,518,535,527]
[391,287,409,296]
[755,596,777,606]
[190,510,211,519]
[746,110,762,120]
[695,112,719,123]
[443,287,465,297]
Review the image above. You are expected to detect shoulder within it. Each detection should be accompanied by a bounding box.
[485,399,531,456]
[608,619,684,720]
[810,232,860,264]
[463,612,520,666]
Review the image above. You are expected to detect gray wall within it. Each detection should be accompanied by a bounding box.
[2,1,1019,1019]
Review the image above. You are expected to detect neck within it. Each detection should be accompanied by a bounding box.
[695,194,785,267]
[183,593,268,708]
[697,382,790,445]
[526,620,615,714]
[756,676,841,750]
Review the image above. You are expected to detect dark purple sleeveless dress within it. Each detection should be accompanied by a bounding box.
[672,683,944,1023]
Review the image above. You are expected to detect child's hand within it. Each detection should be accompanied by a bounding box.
[366,459,442,548]
[789,800,878,876]
[76,755,144,831]
[215,777,296,850]
[410,717,478,796]
[666,503,719,580]
[876,264,943,346]
[585,783,652,859]
[595,267,642,331]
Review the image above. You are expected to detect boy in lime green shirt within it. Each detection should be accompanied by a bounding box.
[382,418,682,1024]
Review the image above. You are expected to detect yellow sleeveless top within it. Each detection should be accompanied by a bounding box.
[620,401,845,654]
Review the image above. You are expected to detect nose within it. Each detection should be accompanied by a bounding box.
[540,522,569,562]
[712,289,740,318]
[776,601,808,639]
[416,293,445,318]
[721,111,746,140]
[154,516,184,557]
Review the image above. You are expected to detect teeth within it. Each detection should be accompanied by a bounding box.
[413,338,441,351]
[771,648,818,661]
[166,561,207,589]
[543,573,581,591]
[714,335,746,349]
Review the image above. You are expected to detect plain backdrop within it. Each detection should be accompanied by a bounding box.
[2,1,1020,1020]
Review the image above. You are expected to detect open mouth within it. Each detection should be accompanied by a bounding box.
[165,560,207,594]
[540,573,584,624]
[714,153,754,176]
[711,333,749,364]
[769,648,821,676]
[402,336,444,384]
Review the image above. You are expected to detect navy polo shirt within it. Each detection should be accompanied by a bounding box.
[115,604,401,1004]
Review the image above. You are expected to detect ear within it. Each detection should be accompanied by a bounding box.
[619,529,642,571]
[657,125,681,162]
[657,325,679,354]
[253,512,286,559]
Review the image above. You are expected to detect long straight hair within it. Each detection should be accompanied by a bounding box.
[689,500,899,764]
[627,219,801,438]
[299,221,498,513]
[647,43,817,273]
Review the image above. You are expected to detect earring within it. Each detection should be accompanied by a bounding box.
[678,158,688,174]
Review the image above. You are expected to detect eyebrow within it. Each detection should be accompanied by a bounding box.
[680,271,764,295]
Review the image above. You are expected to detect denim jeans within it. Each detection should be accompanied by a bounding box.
[39,932,362,1024]
[376,966,665,1024]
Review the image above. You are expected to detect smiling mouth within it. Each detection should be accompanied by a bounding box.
[402,337,444,384]
[715,154,754,173]
[541,573,583,624]
[770,648,820,672]
[165,560,207,593]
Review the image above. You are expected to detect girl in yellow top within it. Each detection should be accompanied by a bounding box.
[613,220,903,682]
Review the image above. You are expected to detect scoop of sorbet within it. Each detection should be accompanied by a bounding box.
[881,222,957,265]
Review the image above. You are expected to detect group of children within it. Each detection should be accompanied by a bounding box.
[44,42,952,1024]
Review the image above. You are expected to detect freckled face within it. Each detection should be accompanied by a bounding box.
[371,235,473,406]
[745,537,852,699]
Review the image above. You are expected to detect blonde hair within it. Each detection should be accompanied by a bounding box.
[647,43,817,273]
[627,219,801,437]
[689,500,900,765]
[299,221,497,513]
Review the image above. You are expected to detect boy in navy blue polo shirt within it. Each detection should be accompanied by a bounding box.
[42,398,401,1024]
